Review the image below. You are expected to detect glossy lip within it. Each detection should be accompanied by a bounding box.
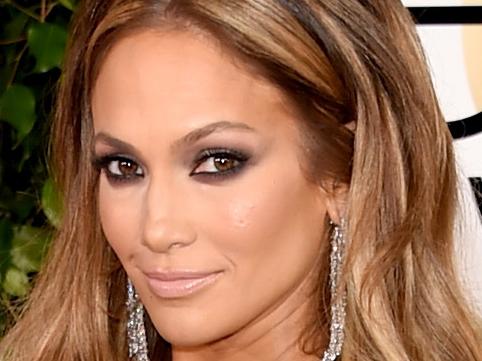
[143,270,223,299]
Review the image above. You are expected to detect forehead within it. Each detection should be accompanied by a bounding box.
[91,29,299,133]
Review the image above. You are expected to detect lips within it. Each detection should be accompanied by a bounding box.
[143,270,223,299]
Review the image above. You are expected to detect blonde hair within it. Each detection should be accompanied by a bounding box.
[1,1,481,360]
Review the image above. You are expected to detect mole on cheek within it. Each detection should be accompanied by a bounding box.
[228,202,256,229]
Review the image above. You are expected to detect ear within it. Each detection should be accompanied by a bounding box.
[324,121,353,224]
[324,182,349,225]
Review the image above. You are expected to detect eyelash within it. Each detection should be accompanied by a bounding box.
[92,148,250,185]
[92,155,142,184]
[191,148,249,179]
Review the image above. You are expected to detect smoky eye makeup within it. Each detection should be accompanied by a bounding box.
[91,145,253,185]
[92,153,145,185]
[189,147,252,180]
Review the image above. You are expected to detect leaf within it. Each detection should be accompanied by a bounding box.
[0,84,36,138]
[41,178,62,228]
[10,226,49,273]
[3,267,29,297]
[59,0,77,11]
[0,47,17,94]
[27,22,68,73]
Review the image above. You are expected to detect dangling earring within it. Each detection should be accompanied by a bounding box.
[321,219,348,361]
[124,221,347,361]
[126,278,150,361]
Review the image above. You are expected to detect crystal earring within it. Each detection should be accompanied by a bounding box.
[321,219,348,361]
[124,221,347,361]
[126,278,150,361]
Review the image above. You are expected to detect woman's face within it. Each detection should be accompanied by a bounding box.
[92,29,334,348]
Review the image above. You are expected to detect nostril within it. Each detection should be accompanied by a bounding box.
[168,241,185,250]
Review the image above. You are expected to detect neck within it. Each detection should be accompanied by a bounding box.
[171,276,323,361]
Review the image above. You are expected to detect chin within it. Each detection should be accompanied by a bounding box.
[155,324,226,348]
[149,311,232,347]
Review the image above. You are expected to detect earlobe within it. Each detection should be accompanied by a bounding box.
[325,184,349,225]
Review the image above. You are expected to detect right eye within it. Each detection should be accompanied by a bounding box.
[107,158,143,176]
[93,155,144,184]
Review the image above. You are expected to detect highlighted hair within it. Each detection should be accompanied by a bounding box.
[1,1,481,360]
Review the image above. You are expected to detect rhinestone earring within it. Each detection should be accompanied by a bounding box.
[321,219,348,361]
[126,278,150,361]
[125,221,347,361]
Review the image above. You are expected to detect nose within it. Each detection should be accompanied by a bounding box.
[141,175,196,253]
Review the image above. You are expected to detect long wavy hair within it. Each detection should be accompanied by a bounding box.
[1,0,481,360]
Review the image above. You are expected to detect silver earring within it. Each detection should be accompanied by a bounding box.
[321,219,348,361]
[125,221,347,361]
[126,278,150,361]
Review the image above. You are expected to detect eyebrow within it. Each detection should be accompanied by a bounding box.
[171,120,256,150]
[93,120,256,153]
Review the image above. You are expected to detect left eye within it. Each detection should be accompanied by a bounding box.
[193,154,240,174]
[191,150,248,176]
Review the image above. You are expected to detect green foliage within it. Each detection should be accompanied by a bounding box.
[27,22,68,73]
[0,84,36,138]
[41,178,62,228]
[0,0,76,337]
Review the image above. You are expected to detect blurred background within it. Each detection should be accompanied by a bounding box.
[0,0,75,336]
[0,0,481,336]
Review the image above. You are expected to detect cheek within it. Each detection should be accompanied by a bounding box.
[177,157,327,341]
[98,177,143,262]
[204,159,326,286]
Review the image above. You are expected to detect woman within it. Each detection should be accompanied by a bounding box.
[1,0,481,360]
